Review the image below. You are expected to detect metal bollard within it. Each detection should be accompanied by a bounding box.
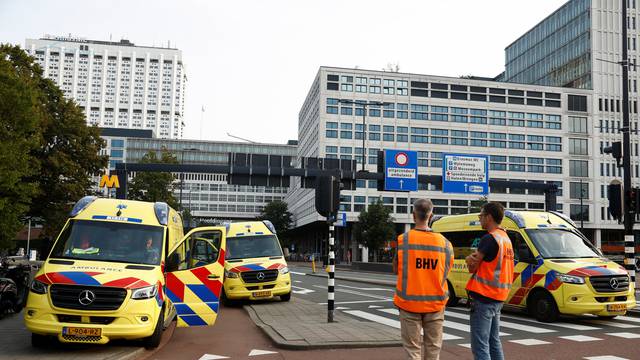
[328,221,335,322]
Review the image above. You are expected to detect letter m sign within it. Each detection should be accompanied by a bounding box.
[100,174,120,189]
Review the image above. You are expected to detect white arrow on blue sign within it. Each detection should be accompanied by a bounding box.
[384,150,418,192]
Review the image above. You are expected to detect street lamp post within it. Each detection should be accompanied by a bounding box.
[178,148,200,211]
[338,100,384,172]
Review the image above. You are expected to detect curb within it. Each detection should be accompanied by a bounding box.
[106,348,147,360]
[132,321,177,360]
[245,303,401,350]
[306,272,395,287]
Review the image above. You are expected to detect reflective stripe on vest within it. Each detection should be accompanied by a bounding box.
[396,231,452,303]
[466,228,514,300]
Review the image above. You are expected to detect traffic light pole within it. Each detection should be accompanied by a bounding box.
[621,1,635,283]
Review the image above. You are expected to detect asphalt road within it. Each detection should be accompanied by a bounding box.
[288,265,640,360]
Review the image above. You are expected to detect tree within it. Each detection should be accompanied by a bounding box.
[353,200,395,262]
[257,200,293,244]
[27,72,108,239]
[128,149,179,209]
[0,44,108,248]
[0,45,42,249]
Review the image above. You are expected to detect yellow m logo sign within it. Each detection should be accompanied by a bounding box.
[100,175,120,188]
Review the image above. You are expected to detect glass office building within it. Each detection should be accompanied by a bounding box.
[503,0,592,89]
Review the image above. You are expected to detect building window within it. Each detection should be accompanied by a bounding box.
[569,160,588,177]
[569,116,588,133]
[569,182,589,199]
[570,204,589,222]
[569,138,588,155]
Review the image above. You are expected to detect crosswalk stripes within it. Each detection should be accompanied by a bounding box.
[377,308,511,336]
[340,306,640,345]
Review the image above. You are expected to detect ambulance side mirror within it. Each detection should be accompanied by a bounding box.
[166,252,181,272]
[517,243,535,263]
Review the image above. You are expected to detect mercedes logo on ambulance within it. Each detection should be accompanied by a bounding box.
[78,290,96,306]
[609,278,619,290]
[256,272,266,281]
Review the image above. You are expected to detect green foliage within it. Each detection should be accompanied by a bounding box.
[128,149,179,210]
[0,44,42,248]
[257,200,293,243]
[353,200,395,259]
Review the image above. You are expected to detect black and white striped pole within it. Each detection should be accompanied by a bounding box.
[328,214,336,322]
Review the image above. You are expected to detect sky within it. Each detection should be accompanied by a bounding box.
[0,0,568,144]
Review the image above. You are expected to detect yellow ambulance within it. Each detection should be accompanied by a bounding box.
[431,210,636,322]
[24,196,227,348]
[222,221,291,303]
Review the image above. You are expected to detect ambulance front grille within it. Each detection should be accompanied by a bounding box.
[589,275,629,293]
[241,270,278,283]
[50,284,127,311]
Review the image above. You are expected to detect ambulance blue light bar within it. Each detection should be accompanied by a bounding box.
[504,210,526,228]
[262,220,277,234]
[70,196,97,217]
[154,202,169,225]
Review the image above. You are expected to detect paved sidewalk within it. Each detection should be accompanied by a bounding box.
[245,297,401,349]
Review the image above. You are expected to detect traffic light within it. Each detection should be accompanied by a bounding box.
[603,141,623,167]
[608,180,623,221]
[315,175,341,218]
[377,150,385,191]
[630,187,640,214]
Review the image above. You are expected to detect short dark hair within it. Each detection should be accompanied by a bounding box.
[413,199,433,221]
[481,202,504,224]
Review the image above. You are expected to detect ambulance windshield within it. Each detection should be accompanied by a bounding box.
[50,220,164,265]
[226,235,282,260]
[526,229,601,259]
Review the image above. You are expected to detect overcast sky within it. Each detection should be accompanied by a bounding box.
[1,0,568,144]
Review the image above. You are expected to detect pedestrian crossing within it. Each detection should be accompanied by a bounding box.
[342,305,640,346]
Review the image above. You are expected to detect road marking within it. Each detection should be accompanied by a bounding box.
[587,320,639,328]
[249,349,278,356]
[444,310,556,334]
[458,343,471,348]
[584,356,630,360]
[343,310,462,340]
[559,335,602,342]
[613,315,640,324]
[291,286,315,295]
[337,284,394,292]
[498,313,600,331]
[290,271,306,276]
[199,355,229,360]
[318,299,394,305]
[369,305,383,309]
[313,285,390,300]
[606,332,640,339]
[293,280,302,283]
[378,308,510,336]
[508,338,552,346]
[336,306,350,310]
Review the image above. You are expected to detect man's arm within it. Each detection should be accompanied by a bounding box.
[465,251,485,273]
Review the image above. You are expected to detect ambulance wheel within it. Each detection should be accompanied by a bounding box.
[31,333,49,348]
[446,281,459,307]
[280,292,291,302]
[529,291,559,323]
[143,310,164,349]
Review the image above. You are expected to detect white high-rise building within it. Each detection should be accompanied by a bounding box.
[25,34,186,139]
[501,0,640,250]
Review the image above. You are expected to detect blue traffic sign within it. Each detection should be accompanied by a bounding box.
[442,153,489,195]
[384,150,418,192]
[335,212,347,227]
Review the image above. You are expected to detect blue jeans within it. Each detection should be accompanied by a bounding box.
[470,299,504,360]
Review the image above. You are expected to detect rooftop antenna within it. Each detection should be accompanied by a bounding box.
[227,133,258,144]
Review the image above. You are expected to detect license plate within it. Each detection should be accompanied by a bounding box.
[607,304,627,312]
[252,290,272,298]
[62,327,102,337]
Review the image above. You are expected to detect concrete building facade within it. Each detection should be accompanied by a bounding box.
[26,34,186,139]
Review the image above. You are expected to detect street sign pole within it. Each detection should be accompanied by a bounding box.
[327,214,336,323]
